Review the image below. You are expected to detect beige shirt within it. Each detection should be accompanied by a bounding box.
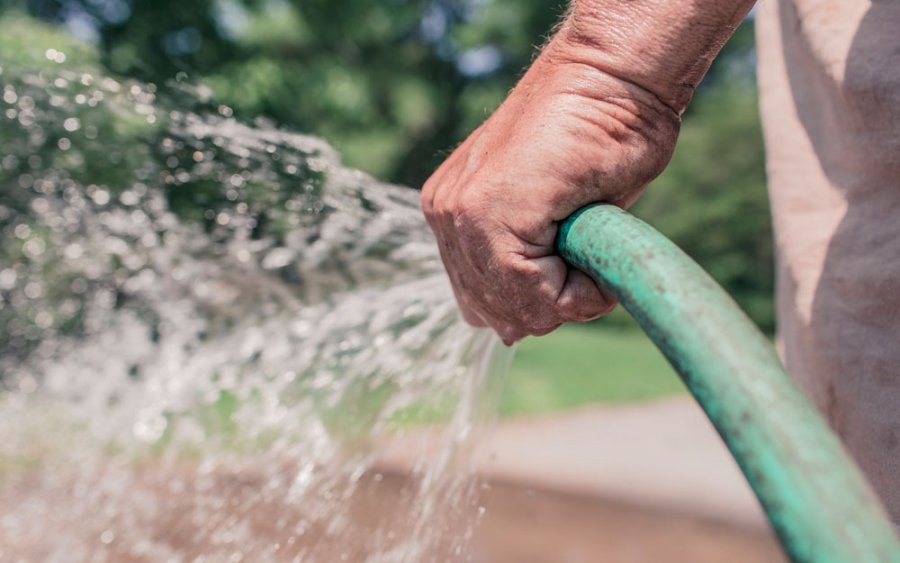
[756,0,900,523]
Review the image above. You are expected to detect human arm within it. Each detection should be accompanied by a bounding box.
[421,0,756,344]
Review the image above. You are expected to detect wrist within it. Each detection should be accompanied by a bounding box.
[547,0,755,113]
[491,50,681,212]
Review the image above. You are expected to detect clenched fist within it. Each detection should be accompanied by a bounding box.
[421,37,681,344]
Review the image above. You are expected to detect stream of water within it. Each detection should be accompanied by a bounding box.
[0,39,511,562]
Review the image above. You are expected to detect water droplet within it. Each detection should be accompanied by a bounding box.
[2,155,18,169]
[262,248,294,270]
[34,311,53,328]
[13,224,31,239]
[23,238,46,258]
[63,117,81,132]
[101,77,120,93]
[45,48,66,63]
[24,281,43,299]
[119,191,139,206]
[18,96,35,111]
[0,269,18,290]
[90,189,110,205]
[70,277,87,294]
[17,376,37,394]
[133,412,168,443]
[57,137,72,151]
[64,244,84,260]
[31,198,49,214]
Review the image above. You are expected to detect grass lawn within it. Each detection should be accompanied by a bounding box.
[499,323,686,418]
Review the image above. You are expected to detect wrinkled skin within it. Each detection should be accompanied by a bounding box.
[421,39,681,344]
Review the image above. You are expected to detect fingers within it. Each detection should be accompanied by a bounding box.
[422,147,616,345]
[436,231,616,343]
[496,325,525,346]
[556,268,617,322]
[433,224,490,329]
[445,248,614,346]
[459,304,490,328]
[450,283,490,328]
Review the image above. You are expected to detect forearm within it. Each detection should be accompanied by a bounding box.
[548,0,757,113]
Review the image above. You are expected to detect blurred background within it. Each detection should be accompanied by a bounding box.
[0,1,782,561]
[1,0,772,416]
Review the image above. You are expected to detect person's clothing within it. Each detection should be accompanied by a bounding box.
[756,0,900,523]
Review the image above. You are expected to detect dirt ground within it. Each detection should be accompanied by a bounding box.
[475,477,784,563]
[2,399,793,562]
[0,466,784,563]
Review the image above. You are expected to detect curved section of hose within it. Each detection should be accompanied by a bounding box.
[557,204,900,563]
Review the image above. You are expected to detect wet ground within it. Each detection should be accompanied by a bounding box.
[1,399,790,562]
[1,467,784,562]
[477,478,784,563]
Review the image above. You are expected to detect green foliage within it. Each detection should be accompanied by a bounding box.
[0,15,164,357]
[7,0,568,184]
[503,324,685,416]
[0,11,96,68]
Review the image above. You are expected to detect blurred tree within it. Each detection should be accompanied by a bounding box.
[3,0,568,185]
[4,1,756,181]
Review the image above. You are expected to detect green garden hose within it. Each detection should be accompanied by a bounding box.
[556,204,900,563]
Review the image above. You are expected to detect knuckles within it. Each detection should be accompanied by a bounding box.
[418,71,673,344]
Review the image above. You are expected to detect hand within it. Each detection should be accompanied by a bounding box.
[421,39,681,344]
